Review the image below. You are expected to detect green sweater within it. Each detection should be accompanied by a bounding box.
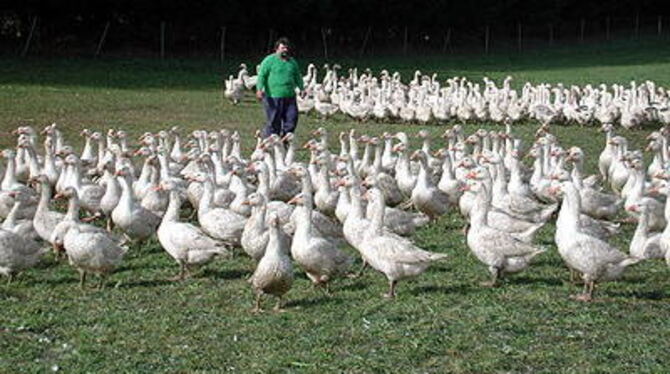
[256,54,304,98]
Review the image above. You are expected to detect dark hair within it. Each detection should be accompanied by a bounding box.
[274,37,291,50]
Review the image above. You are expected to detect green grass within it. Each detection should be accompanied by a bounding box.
[1,38,670,373]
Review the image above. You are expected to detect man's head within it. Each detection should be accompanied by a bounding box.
[274,37,291,58]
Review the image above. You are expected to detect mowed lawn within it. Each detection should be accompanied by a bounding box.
[1,39,670,373]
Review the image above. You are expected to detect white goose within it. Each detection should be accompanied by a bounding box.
[550,180,640,301]
[462,180,545,287]
[358,187,448,298]
[627,202,665,260]
[249,212,294,313]
[111,168,161,242]
[157,183,230,280]
[288,192,352,290]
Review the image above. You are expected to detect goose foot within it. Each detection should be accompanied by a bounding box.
[96,276,107,290]
[569,293,593,302]
[382,280,397,299]
[168,264,188,281]
[481,267,500,287]
[273,297,287,313]
[251,293,264,314]
[570,280,594,301]
[479,280,499,288]
[348,262,368,279]
[168,274,187,282]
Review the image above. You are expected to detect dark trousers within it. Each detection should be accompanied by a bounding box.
[262,96,298,138]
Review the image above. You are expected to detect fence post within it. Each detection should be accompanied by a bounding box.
[321,27,328,59]
[517,23,522,52]
[220,26,226,63]
[659,16,663,36]
[359,25,372,57]
[160,21,166,59]
[403,26,408,56]
[606,16,610,41]
[580,19,585,43]
[549,24,554,46]
[95,21,110,57]
[634,13,640,39]
[21,16,38,57]
[442,28,452,53]
[266,29,274,53]
[484,25,490,54]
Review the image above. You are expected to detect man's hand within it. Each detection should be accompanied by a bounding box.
[256,90,264,101]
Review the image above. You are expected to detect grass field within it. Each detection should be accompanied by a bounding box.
[1,38,670,373]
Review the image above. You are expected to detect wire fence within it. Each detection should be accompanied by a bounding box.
[1,14,667,60]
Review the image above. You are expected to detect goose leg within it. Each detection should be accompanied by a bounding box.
[252,293,263,313]
[97,275,106,290]
[169,263,186,281]
[7,273,15,285]
[79,270,87,289]
[52,243,64,259]
[273,296,286,312]
[383,280,397,299]
[570,280,593,302]
[480,267,499,287]
[106,218,115,232]
[349,261,368,278]
[461,222,470,236]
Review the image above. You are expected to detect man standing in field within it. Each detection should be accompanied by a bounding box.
[255,37,304,138]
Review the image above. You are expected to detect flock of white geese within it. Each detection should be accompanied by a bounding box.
[226,63,670,128]
[1,121,670,311]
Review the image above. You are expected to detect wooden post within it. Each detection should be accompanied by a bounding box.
[549,24,554,46]
[634,13,640,39]
[321,27,328,59]
[403,26,408,56]
[220,26,226,63]
[580,19,585,43]
[484,25,490,54]
[359,25,372,57]
[659,16,663,36]
[442,28,452,53]
[517,23,522,52]
[21,16,38,57]
[606,16,610,41]
[160,21,166,59]
[266,29,274,52]
[95,21,110,57]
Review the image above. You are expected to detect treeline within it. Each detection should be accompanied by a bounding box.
[0,0,665,57]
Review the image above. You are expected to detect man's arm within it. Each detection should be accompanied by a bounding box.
[256,57,270,100]
[293,60,304,91]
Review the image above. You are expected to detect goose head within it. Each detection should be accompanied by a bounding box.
[242,192,265,207]
[287,192,307,206]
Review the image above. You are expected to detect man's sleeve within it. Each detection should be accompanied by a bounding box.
[256,57,269,92]
[293,60,304,91]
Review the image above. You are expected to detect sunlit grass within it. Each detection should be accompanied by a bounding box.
[1,39,669,372]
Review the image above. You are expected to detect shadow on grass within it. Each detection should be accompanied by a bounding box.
[339,280,369,292]
[285,295,341,309]
[505,276,563,287]
[203,268,250,281]
[36,276,78,286]
[605,288,668,301]
[410,282,477,296]
[121,278,175,289]
[0,287,26,300]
